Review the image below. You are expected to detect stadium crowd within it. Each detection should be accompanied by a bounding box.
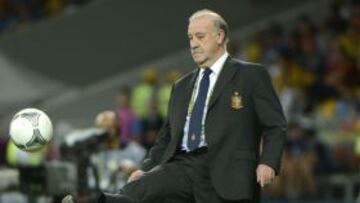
[0,0,93,33]
[233,0,360,200]
[0,0,359,202]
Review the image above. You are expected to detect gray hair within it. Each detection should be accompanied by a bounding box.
[189,9,229,45]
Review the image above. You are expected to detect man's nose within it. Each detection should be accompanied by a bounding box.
[190,39,199,49]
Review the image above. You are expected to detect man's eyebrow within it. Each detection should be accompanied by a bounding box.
[191,32,205,36]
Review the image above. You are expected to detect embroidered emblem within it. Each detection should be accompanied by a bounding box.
[231,91,243,109]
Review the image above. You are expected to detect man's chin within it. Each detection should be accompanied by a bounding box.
[195,61,206,67]
[193,57,206,67]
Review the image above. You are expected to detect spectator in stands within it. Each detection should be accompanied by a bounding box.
[141,98,163,150]
[6,140,47,201]
[141,70,182,150]
[116,86,142,148]
[45,0,64,16]
[95,110,119,149]
[158,70,182,119]
[93,111,146,191]
[131,68,158,119]
[243,31,264,63]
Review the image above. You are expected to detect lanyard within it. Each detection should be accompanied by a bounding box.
[187,71,215,134]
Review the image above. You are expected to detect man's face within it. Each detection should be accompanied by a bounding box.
[188,16,222,67]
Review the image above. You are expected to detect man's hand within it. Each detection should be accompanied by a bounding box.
[61,195,77,203]
[256,164,275,187]
[127,169,145,183]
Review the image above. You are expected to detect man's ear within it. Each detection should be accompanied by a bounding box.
[216,29,226,45]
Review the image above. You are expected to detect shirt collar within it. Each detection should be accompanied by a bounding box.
[200,52,229,76]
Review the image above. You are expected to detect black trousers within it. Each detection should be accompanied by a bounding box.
[101,148,253,203]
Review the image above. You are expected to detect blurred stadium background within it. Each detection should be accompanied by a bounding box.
[0,0,360,202]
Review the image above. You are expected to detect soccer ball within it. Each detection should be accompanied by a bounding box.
[9,108,53,152]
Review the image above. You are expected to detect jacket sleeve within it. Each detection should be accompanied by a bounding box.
[252,66,287,174]
[140,86,174,172]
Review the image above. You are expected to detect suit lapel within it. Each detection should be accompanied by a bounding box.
[175,69,199,138]
[208,57,237,111]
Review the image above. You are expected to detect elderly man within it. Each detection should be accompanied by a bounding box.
[63,9,286,203]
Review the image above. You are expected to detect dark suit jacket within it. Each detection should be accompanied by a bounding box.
[141,57,287,200]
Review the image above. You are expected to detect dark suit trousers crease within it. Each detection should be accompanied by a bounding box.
[102,149,252,203]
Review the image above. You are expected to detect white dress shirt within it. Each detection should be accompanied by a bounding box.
[181,52,229,151]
